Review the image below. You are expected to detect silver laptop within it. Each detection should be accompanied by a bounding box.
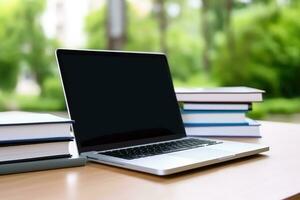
[56,49,269,176]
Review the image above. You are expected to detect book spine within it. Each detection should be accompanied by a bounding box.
[0,120,74,127]
[187,135,261,138]
[0,137,74,146]
[0,156,86,175]
[184,122,250,127]
[181,110,247,114]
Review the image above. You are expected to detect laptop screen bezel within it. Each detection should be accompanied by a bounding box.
[56,49,186,153]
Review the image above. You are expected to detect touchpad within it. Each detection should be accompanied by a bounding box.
[170,148,235,162]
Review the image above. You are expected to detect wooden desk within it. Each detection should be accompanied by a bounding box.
[1,121,300,200]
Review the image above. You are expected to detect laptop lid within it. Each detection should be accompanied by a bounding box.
[56,49,186,153]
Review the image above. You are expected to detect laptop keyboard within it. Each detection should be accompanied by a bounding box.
[99,138,222,160]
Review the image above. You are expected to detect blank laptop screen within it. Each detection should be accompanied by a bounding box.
[57,50,185,152]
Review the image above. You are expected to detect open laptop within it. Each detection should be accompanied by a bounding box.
[56,49,269,176]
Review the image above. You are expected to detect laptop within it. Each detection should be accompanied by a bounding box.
[56,49,269,176]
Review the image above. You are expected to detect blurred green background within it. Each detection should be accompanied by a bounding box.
[0,0,300,122]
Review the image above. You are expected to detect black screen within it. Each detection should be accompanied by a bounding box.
[57,49,186,152]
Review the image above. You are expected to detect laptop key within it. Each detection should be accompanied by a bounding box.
[100,138,222,160]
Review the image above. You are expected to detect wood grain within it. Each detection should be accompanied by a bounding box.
[1,121,300,200]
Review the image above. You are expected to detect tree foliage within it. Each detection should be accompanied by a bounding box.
[1,0,300,104]
[213,2,300,97]
[85,1,202,82]
[0,1,22,91]
[0,0,55,91]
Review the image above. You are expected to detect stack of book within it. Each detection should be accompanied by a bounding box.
[175,87,264,137]
[0,111,74,164]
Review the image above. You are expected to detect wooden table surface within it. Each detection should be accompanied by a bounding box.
[1,121,300,200]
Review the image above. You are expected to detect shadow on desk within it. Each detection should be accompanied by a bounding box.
[88,153,269,183]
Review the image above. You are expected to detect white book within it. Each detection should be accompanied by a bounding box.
[185,118,260,137]
[183,103,251,111]
[0,111,73,143]
[181,111,247,124]
[0,141,71,163]
[176,87,264,102]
